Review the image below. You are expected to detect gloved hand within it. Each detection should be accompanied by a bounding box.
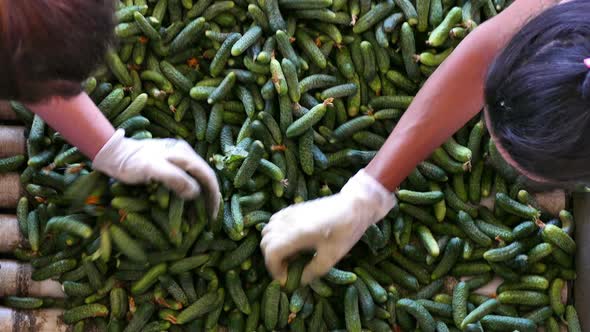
[261,169,396,285]
[92,129,221,218]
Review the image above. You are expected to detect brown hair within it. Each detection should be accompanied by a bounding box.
[0,0,115,102]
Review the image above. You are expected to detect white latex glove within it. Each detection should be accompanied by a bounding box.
[261,169,396,285]
[93,129,221,218]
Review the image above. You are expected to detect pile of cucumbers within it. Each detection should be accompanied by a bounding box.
[0,0,583,331]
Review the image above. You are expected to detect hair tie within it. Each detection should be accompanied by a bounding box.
[584,58,590,68]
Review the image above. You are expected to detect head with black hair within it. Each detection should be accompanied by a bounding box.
[0,0,115,103]
[485,0,590,188]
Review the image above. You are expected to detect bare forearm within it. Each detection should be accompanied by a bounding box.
[27,93,115,159]
[365,0,547,191]
[365,32,492,189]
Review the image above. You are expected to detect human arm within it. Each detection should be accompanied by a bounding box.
[26,94,221,218]
[261,0,560,285]
[366,0,560,190]
[26,93,114,159]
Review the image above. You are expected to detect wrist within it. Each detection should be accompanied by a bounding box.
[365,161,400,191]
[92,129,128,173]
[364,139,415,192]
[342,169,397,225]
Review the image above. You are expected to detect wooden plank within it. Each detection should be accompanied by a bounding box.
[0,173,22,209]
[0,260,64,298]
[0,126,25,158]
[0,307,69,332]
[574,193,590,331]
[0,215,24,253]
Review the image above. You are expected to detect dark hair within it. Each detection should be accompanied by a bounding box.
[485,0,590,186]
[0,0,115,102]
